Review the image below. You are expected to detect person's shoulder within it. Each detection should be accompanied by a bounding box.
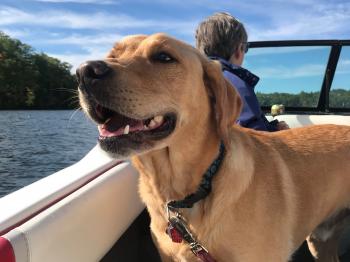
[209,56,258,88]
[225,65,259,88]
[223,69,244,86]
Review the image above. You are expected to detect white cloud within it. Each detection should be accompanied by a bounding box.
[0,6,196,33]
[2,1,349,39]
[1,27,122,71]
[45,34,124,70]
[247,1,350,40]
[254,64,326,79]
[340,59,350,66]
[35,0,117,4]
[1,28,31,38]
[49,51,104,72]
[337,59,350,74]
[0,6,150,29]
[38,33,124,46]
[247,46,328,56]
[0,5,197,70]
[2,0,349,75]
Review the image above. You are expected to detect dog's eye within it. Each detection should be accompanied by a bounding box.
[152,52,175,63]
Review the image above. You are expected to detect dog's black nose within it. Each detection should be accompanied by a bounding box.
[76,60,111,89]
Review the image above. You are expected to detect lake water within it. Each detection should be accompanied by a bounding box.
[0,110,98,197]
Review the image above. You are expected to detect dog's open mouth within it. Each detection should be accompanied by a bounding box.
[93,104,176,141]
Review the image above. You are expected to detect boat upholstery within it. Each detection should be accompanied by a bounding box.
[0,147,144,262]
[267,114,350,128]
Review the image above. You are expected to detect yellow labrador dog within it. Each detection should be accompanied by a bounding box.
[77,33,350,261]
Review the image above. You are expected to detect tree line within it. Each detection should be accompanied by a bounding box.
[0,31,77,109]
[1,31,349,110]
[257,89,350,109]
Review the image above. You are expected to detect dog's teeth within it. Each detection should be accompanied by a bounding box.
[148,120,157,128]
[104,118,111,124]
[123,125,130,135]
[153,115,164,123]
[143,125,149,130]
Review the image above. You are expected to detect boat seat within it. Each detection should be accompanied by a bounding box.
[1,161,144,262]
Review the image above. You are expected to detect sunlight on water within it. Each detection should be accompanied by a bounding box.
[0,110,98,197]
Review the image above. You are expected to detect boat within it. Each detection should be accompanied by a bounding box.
[1,40,350,262]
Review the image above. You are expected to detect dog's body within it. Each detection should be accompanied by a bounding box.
[134,125,350,261]
[77,33,350,261]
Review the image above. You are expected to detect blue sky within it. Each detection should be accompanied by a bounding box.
[1,0,349,95]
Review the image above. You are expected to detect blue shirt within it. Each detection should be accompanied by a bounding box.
[214,58,278,132]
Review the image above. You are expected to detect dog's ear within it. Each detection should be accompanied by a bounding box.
[202,59,242,148]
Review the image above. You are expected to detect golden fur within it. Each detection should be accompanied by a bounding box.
[80,33,350,261]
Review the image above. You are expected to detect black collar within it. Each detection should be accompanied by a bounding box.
[165,142,225,261]
[167,142,225,210]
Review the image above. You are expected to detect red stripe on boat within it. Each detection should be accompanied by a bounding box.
[0,236,15,262]
[0,160,123,236]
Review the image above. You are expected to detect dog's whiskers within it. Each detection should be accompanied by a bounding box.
[68,108,81,122]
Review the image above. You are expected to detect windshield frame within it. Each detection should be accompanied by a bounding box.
[249,40,350,115]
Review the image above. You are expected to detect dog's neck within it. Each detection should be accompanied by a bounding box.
[132,125,221,206]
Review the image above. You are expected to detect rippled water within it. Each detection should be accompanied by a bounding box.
[0,110,98,197]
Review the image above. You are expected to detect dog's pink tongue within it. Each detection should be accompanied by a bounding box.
[98,125,123,137]
[98,120,144,137]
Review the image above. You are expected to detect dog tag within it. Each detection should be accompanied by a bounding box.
[196,250,217,262]
[166,222,183,243]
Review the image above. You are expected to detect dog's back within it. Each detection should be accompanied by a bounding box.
[239,124,350,258]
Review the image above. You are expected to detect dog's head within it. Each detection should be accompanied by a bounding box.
[77,33,241,158]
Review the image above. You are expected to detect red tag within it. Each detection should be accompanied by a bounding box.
[197,249,217,262]
[166,222,183,243]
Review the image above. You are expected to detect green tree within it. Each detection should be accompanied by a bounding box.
[33,53,77,109]
[0,32,39,108]
[0,31,78,109]
[257,89,350,109]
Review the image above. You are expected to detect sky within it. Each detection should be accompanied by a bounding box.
[0,0,349,95]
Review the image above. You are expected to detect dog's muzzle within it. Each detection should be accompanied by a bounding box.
[76,60,111,92]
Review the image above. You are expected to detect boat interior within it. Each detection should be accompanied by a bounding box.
[1,40,350,262]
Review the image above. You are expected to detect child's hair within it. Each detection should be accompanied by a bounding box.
[195,12,247,61]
